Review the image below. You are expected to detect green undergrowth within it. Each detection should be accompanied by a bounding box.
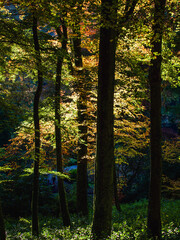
[5,199,180,239]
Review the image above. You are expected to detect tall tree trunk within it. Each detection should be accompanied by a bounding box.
[73,11,88,216]
[55,56,71,226]
[92,0,117,239]
[76,71,88,216]
[55,24,71,225]
[32,14,43,237]
[147,0,166,239]
[0,201,6,240]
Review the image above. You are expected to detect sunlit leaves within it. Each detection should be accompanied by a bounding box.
[20,168,70,180]
[3,90,79,170]
[162,138,180,163]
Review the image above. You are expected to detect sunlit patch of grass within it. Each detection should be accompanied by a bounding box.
[5,199,180,239]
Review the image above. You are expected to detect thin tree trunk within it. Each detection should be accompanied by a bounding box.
[32,14,43,237]
[0,201,6,240]
[55,23,71,227]
[92,0,117,239]
[76,72,88,216]
[73,14,88,216]
[55,56,71,227]
[147,0,166,239]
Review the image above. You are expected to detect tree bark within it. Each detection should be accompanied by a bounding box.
[32,14,43,237]
[55,56,71,226]
[92,0,117,239]
[55,24,71,225]
[72,10,88,216]
[0,201,6,240]
[55,21,71,226]
[147,0,166,239]
[76,71,88,216]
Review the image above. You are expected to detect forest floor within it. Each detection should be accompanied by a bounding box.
[5,199,180,239]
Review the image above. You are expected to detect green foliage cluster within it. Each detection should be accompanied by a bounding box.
[4,199,180,239]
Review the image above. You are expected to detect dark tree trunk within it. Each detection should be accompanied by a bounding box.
[0,201,6,240]
[147,0,166,239]
[55,31,71,225]
[32,14,43,237]
[76,71,88,216]
[92,0,117,239]
[73,14,88,216]
[55,56,71,227]
[55,23,71,227]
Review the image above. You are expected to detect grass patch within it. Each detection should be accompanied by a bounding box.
[5,199,180,239]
